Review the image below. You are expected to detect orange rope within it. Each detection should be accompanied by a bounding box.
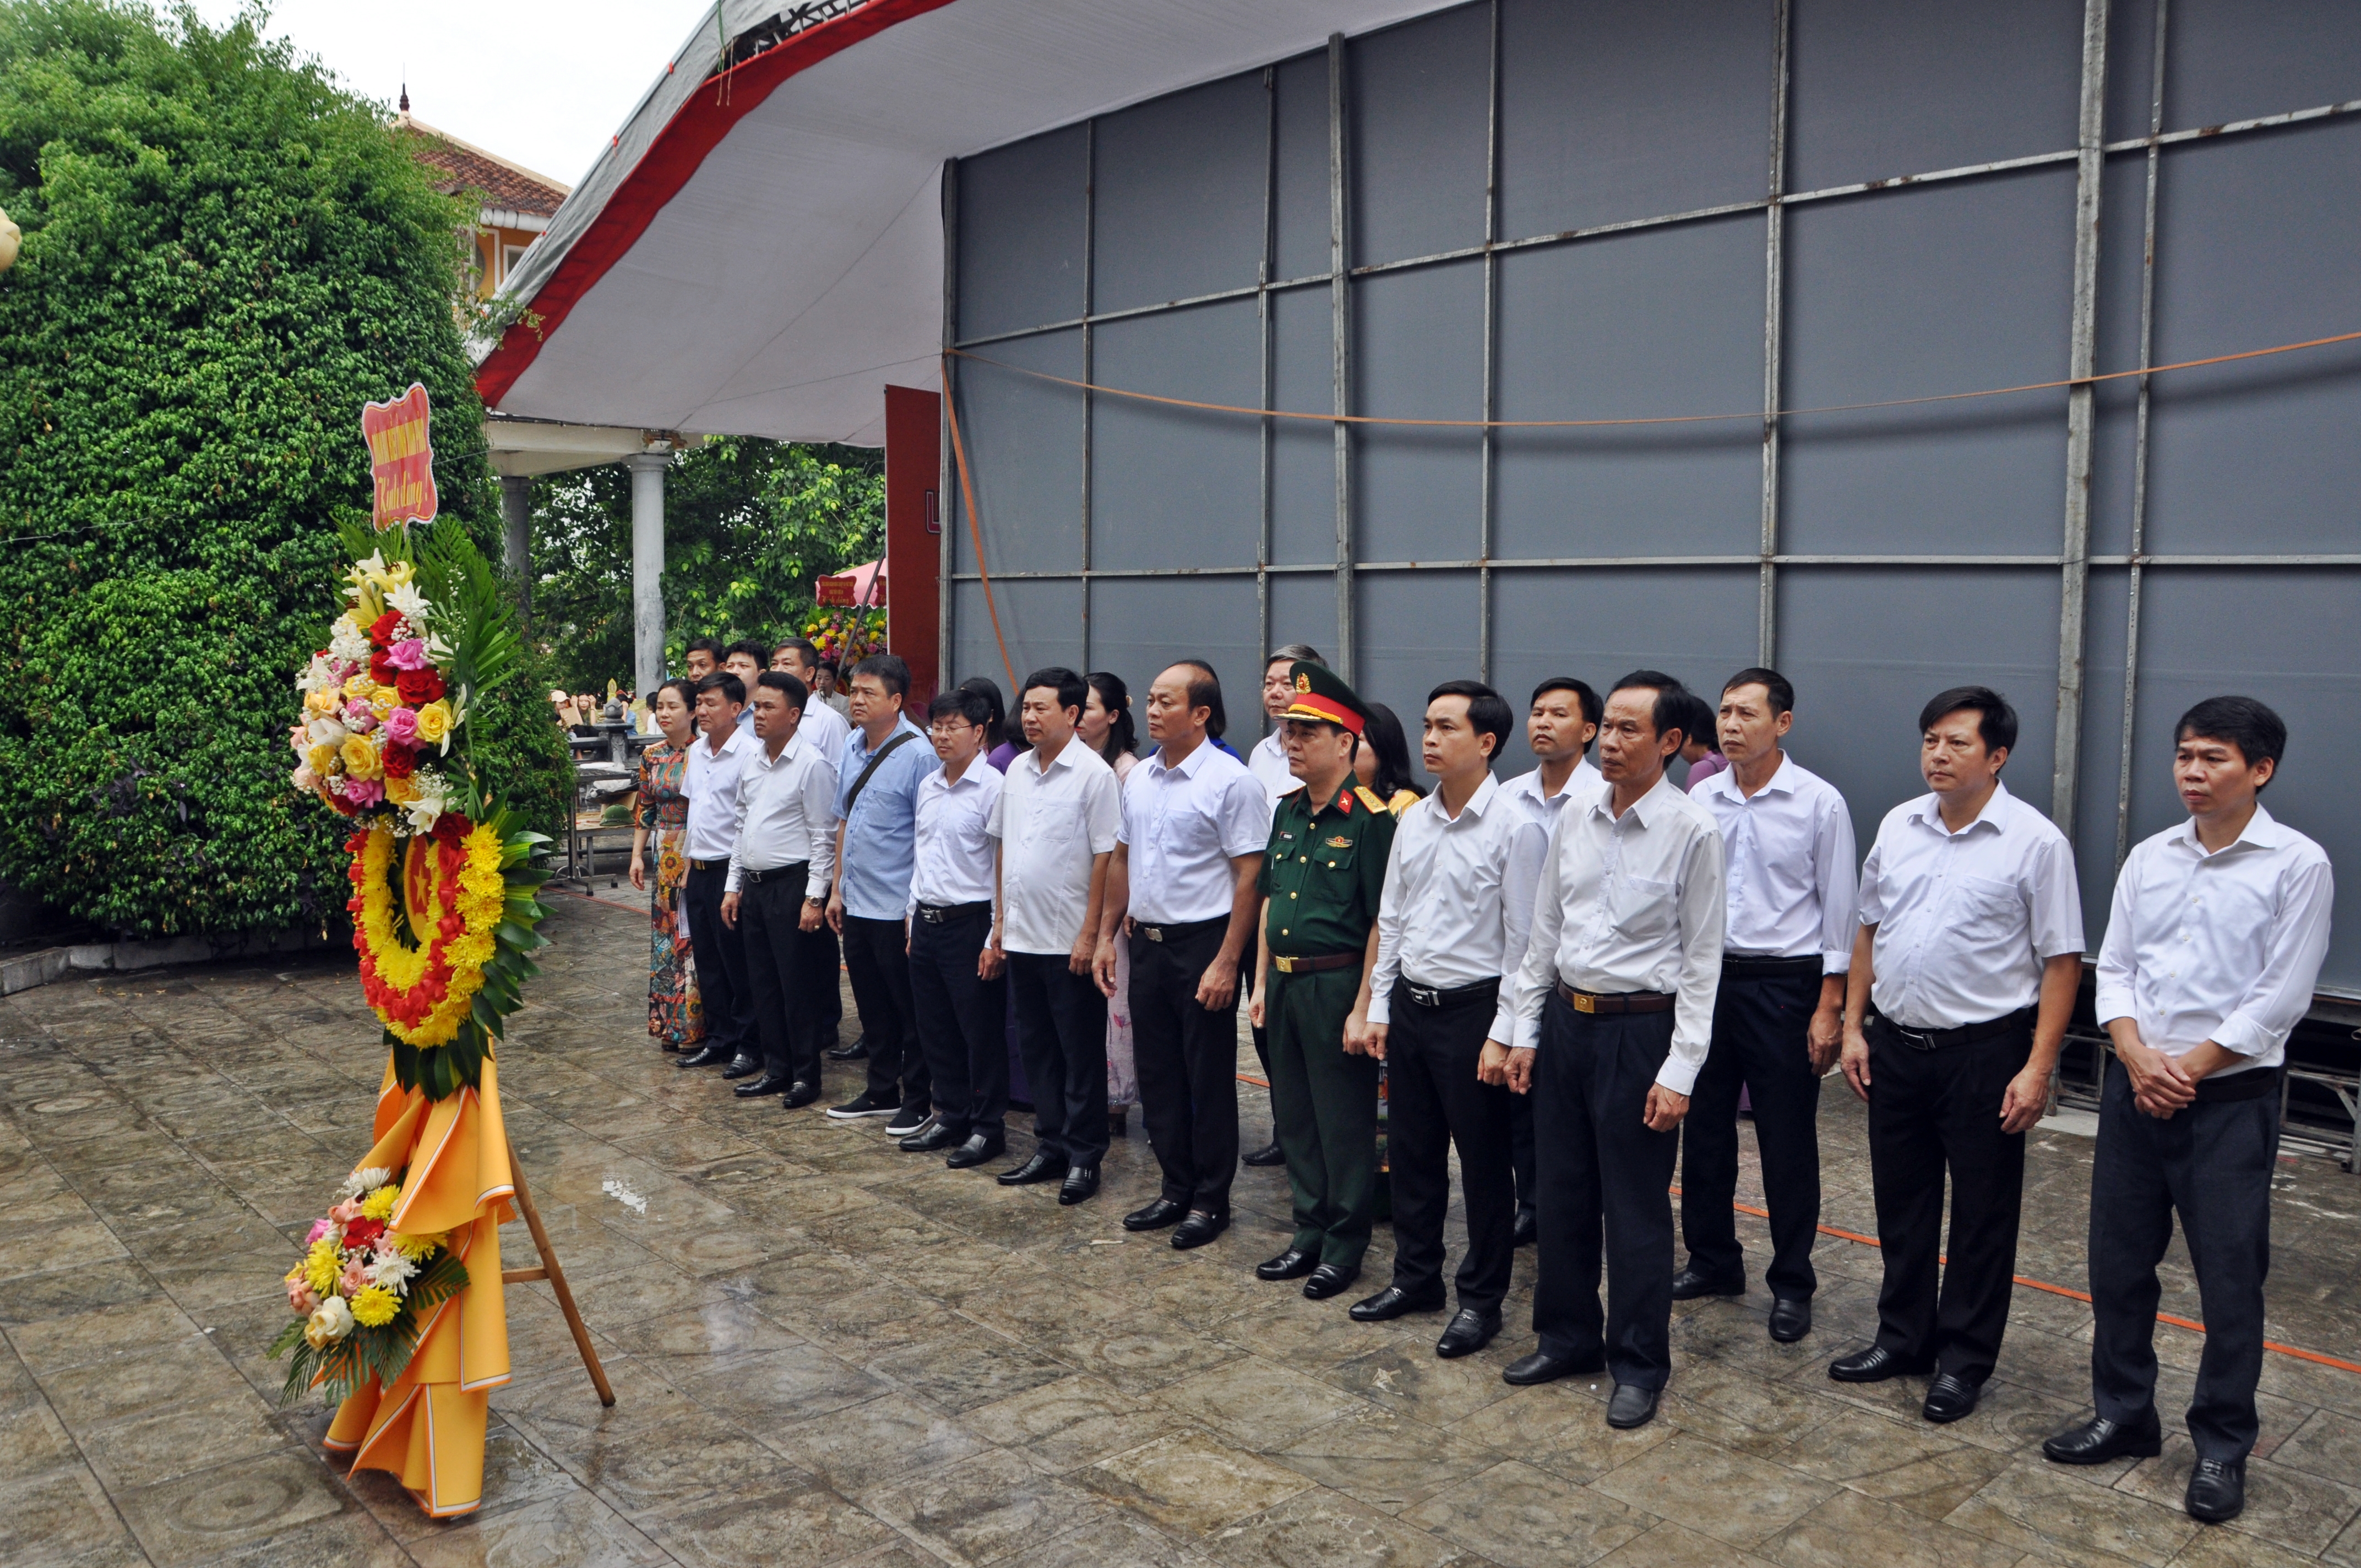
[940,355,1018,694]
[952,325,2361,431]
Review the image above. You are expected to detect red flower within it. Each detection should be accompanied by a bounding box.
[343,1217,384,1249]
[431,813,471,845]
[368,651,398,686]
[379,744,416,780]
[395,667,444,705]
[368,611,403,647]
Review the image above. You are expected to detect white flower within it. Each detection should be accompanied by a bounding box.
[401,771,450,834]
[337,1166,393,1202]
[296,654,339,695]
[385,581,430,622]
[365,1246,419,1292]
[307,717,349,749]
[304,1295,356,1348]
[327,616,371,667]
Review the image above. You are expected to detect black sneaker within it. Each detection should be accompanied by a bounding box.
[883,1103,933,1139]
[825,1090,900,1120]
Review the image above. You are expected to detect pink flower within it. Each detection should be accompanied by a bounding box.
[344,703,377,733]
[339,1260,369,1298]
[387,638,431,672]
[328,1199,363,1226]
[381,706,418,745]
[306,1217,335,1245]
[343,778,384,806]
[287,1280,319,1314]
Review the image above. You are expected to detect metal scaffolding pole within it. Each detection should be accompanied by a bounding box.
[2117,0,2172,867]
[1328,31,1356,683]
[1758,0,1792,668]
[2052,0,2112,839]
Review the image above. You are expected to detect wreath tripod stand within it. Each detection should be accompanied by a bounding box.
[497,1131,614,1406]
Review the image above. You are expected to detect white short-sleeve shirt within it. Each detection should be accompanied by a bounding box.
[1118,738,1274,925]
[987,738,1121,955]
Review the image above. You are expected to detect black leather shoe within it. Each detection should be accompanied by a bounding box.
[1123,1197,1185,1232]
[1348,1284,1446,1322]
[2042,1411,2163,1465]
[720,1054,764,1080]
[945,1133,1004,1168]
[781,1080,821,1109]
[997,1152,1068,1186]
[1242,1139,1286,1168]
[1303,1263,1360,1301]
[1671,1265,1745,1300]
[826,1036,869,1061]
[735,1071,794,1098]
[901,1121,962,1152]
[1512,1207,1537,1248]
[1768,1296,1812,1343]
[2185,1457,2245,1523]
[1256,1248,1317,1281]
[679,1043,732,1069]
[1606,1382,1661,1429]
[1058,1166,1100,1205]
[1502,1349,1602,1386]
[1922,1372,1983,1423]
[1170,1210,1228,1249]
[1828,1344,1935,1384]
[1435,1308,1502,1359]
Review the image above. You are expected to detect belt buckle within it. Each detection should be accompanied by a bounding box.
[1405,982,1438,1008]
[918,906,943,924]
[1569,990,1596,1014]
[1143,924,1163,943]
[1274,955,1294,974]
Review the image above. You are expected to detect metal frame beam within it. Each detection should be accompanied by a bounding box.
[2051,0,2112,838]
[1328,31,1356,683]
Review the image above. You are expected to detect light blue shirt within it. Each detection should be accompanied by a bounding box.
[833,713,940,920]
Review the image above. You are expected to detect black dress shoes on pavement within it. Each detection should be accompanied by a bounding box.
[735,1071,794,1098]
[1348,1284,1446,1322]
[1242,1139,1286,1168]
[2185,1457,2245,1523]
[1123,1197,1186,1232]
[1828,1344,1935,1383]
[1502,1348,1603,1386]
[1767,1296,1812,1343]
[997,1151,1068,1186]
[781,1080,821,1109]
[1256,1248,1317,1281]
[945,1133,1004,1168]
[1170,1210,1228,1250]
[1059,1166,1100,1205]
[901,1121,962,1152]
[1670,1265,1745,1300]
[1512,1207,1537,1248]
[2043,1411,2163,1465]
[826,1034,869,1061]
[679,1044,732,1069]
[1435,1308,1501,1359]
[1607,1383,1661,1429]
[1922,1372,1983,1423]
[720,1054,765,1080]
[1303,1263,1359,1300]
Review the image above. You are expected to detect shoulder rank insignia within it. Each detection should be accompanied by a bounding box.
[1324,834,1352,849]
[1353,786,1388,814]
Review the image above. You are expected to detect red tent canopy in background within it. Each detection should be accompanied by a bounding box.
[816,558,885,607]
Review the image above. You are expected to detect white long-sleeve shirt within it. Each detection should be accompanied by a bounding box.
[1503,759,1604,831]
[1690,755,1858,971]
[681,723,754,863]
[2095,804,2332,1075]
[1368,773,1548,1046]
[909,761,1003,917]
[1511,771,1726,1093]
[725,731,837,897]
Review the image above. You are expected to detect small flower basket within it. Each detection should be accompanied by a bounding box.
[269,1166,471,1406]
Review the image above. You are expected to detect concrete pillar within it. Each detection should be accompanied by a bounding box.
[499,473,532,615]
[625,453,668,698]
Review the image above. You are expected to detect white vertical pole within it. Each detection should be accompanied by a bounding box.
[499,472,532,616]
[627,451,668,697]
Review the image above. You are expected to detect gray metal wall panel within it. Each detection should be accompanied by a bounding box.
[1355,571,1480,775]
[1489,569,1760,773]
[1267,570,1342,666]
[1348,4,1491,268]
[1094,73,1267,318]
[953,579,1082,696]
[1788,0,2083,192]
[950,330,1082,575]
[1273,53,1332,285]
[1091,300,1262,571]
[1089,578,1263,725]
[956,127,1085,341]
[2142,120,2361,554]
[1494,216,1766,560]
[1781,171,2076,556]
[2103,0,2162,144]
[1776,568,2063,856]
[1496,0,1776,241]
[1270,286,1338,566]
[2086,154,2151,560]
[1353,261,1485,564]
[2072,567,2131,935]
[2124,569,2360,988]
[2163,0,2361,130]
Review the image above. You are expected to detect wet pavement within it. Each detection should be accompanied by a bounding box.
[2,889,2358,1567]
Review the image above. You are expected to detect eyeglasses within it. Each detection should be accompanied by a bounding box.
[928,722,977,738]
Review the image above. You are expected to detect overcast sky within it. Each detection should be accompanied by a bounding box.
[190,1,714,188]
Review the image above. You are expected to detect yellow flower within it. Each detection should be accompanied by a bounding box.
[360,1184,399,1222]
[383,774,419,804]
[305,742,341,777]
[389,1229,444,1261]
[303,1239,340,1295]
[303,689,337,717]
[349,1286,400,1328]
[340,735,383,781]
[341,673,376,701]
[370,686,400,716]
[412,700,454,745]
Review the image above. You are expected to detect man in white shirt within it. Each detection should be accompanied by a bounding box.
[1095,661,1273,1249]
[723,643,768,735]
[1353,680,1545,1358]
[717,672,837,1106]
[1502,671,1723,1430]
[1499,676,1603,1245]
[2044,697,2331,1527]
[1836,685,2085,1425]
[988,668,1122,1205]
[1241,644,1325,1167]
[678,672,757,1073]
[902,685,1011,1168]
[1677,668,1857,1345]
[773,638,853,1061]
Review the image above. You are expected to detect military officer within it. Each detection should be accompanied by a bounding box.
[1248,662,1399,1301]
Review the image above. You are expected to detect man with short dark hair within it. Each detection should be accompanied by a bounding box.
[818,657,850,718]
[905,686,1009,1166]
[1835,686,2085,1425]
[678,672,755,1073]
[723,643,769,734]
[1677,667,1856,1344]
[684,638,724,681]
[1502,671,1722,1430]
[2043,697,2330,1527]
[1354,680,1541,1355]
[719,671,836,1105]
[770,636,852,1059]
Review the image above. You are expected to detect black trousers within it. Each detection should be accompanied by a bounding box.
[1008,951,1109,1165]
[842,914,930,1108]
[909,908,1008,1140]
[683,864,753,1058]
[1865,1013,2032,1382]
[1510,1092,1537,1219]
[738,872,815,1082]
[2090,1061,2280,1461]
[1386,984,1516,1314]
[1131,924,1240,1212]
[808,918,844,1050]
[1531,993,1680,1389]
[1680,965,1824,1300]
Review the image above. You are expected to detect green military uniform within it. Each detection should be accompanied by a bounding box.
[1259,663,1397,1271]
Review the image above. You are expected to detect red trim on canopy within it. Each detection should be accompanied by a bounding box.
[475,0,960,410]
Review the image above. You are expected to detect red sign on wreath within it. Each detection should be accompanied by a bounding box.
[361,383,439,530]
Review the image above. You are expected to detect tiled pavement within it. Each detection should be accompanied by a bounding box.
[3,889,2358,1567]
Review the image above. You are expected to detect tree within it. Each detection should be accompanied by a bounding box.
[0,1,569,937]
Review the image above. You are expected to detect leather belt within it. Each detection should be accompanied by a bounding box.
[1400,977,1499,1010]
[1721,954,1824,979]
[1137,916,1226,944]
[916,900,993,924]
[738,861,809,888]
[688,857,726,872]
[1871,1008,2031,1052]
[1272,952,1360,975]
[1555,983,1674,1015]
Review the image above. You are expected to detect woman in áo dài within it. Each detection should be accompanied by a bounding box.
[630,677,704,1050]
